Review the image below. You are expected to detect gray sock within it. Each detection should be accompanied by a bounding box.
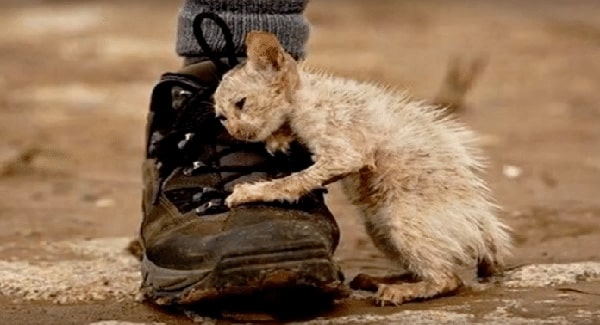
[177,0,310,63]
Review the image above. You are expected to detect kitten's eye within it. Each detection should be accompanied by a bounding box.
[234,97,247,110]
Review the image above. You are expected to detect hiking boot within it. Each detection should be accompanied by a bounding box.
[139,41,346,306]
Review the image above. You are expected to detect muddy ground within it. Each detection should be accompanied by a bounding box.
[0,0,599,324]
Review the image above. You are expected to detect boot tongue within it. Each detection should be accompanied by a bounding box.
[178,61,222,85]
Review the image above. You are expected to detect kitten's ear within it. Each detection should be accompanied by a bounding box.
[245,31,286,71]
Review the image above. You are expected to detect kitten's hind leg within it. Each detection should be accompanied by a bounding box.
[359,197,469,306]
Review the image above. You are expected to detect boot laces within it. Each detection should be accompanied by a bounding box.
[148,13,316,216]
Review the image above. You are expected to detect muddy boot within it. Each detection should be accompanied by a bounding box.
[139,15,346,313]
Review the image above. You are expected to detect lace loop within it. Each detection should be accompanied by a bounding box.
[192,12,239,75]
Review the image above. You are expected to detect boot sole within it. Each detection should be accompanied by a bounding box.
[141,243,348,306]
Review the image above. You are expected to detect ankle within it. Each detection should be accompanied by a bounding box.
[176,1,310,60]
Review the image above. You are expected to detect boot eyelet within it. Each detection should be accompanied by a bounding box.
[177,133,195,150]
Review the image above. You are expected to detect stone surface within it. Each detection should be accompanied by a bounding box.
[0,238,599,324]
[0,238,139,304]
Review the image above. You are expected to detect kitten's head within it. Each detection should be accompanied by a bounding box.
[214,31,300,142]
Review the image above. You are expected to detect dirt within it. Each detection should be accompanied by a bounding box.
[0,0,599,324]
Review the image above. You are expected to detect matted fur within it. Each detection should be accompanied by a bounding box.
[214,31,512,305]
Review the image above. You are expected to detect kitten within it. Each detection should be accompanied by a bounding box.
[213,31,511,306]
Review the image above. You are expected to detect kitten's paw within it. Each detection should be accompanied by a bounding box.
[225,183,267,208]
[375,284,407,307]
[374,276,461,307]
[226,184,254,208]
[265,134,292,156]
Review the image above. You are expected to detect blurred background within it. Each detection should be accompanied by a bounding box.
[0,0,599,321]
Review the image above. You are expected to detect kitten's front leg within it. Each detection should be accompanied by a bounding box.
[226,151,363,208]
